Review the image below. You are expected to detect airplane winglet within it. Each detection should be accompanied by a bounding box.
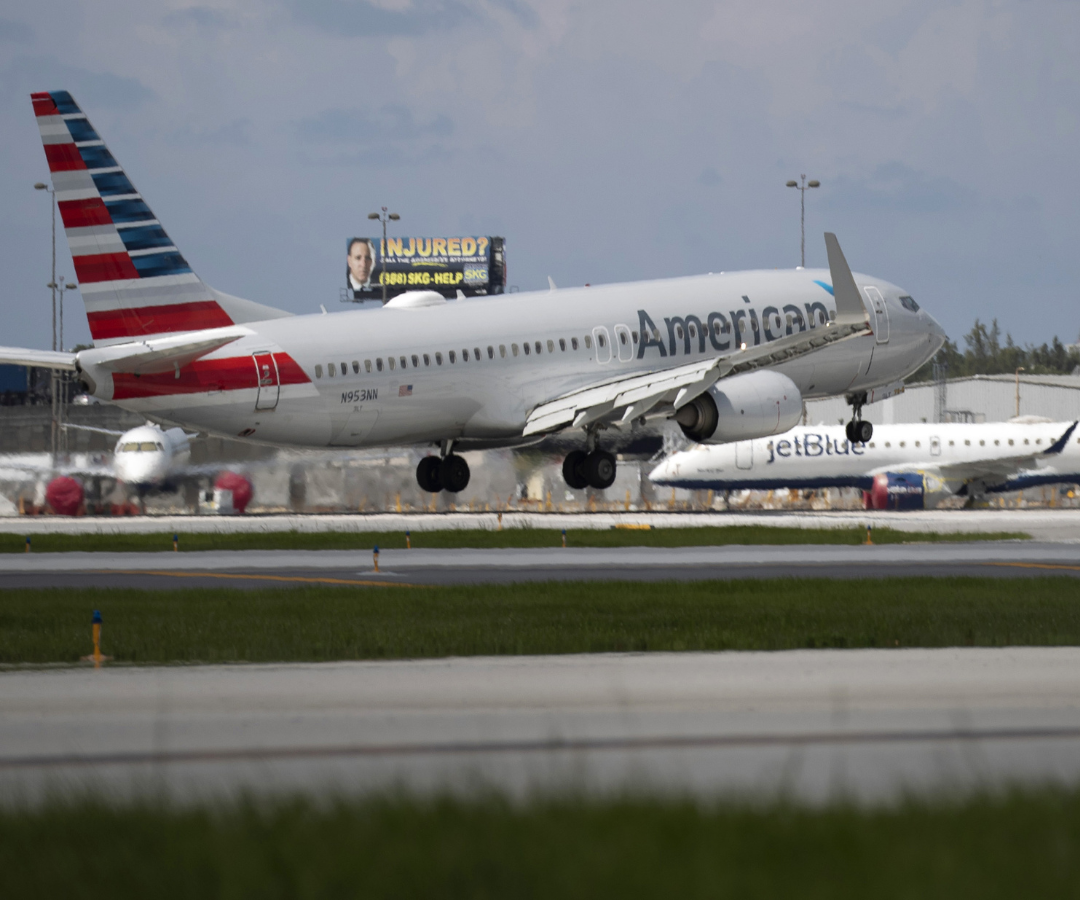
[547,276,558,291]
[1045,421,1078,455]
[824,233,870,328]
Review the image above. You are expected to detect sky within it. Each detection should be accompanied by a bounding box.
[1,0,1078,351]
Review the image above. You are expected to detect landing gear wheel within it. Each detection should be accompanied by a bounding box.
[562,450,589,490]
[441,454,471,493]
[416,456,442,493]
[856,420,873,443]
[585,450,617,490]
[845,420,856,443]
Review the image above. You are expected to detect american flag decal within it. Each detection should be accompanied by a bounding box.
[399,384,413,397]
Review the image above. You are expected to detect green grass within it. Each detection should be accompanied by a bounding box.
[3,577,1079,665]
[3,790,1080,898]
[1,525,1029,554]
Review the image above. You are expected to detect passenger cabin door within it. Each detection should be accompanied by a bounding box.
[592,326,612,364]
[253,352,280,410]
[735,440,753,470]
[863,286,890,344]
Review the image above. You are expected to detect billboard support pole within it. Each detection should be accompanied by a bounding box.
[368,207,400,305]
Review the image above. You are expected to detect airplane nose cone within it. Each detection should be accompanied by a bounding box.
[924,311,948,353]
[649,457,678,484]
[649,461,670,484]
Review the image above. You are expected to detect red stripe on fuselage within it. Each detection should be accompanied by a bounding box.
[59,197,112,228]
[112,352,310,400]
[73,252,140,285]
[87,301,234,341]
[44,143,86,172]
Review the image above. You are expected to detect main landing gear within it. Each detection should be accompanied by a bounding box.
[562,449,617,490]
[845,392,873,444]
[562,430,618,491]
[416,443,471,494]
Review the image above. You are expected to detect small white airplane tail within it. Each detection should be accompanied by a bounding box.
[31,90,289,347]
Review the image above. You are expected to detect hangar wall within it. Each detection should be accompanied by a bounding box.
[806,374,1080,426]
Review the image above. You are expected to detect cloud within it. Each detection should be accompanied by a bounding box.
[0,17,33,42]
[697,167,721,186]
[826,162,979,215]
[0,56,154,108]
[298,104,453,143]
[170,118,252,147]
[289,0,476,37]
[161,7,234,33]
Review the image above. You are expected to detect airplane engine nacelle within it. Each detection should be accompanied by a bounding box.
[674,370,802,444]
[864,473,925,510]
[46,476,84,516]
[213,471,253,515]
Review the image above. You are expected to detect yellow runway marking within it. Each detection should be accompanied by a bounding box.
[101,569,418,588]
[985,562,1080,573]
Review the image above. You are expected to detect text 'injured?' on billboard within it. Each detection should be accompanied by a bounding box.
[345,236,506,302]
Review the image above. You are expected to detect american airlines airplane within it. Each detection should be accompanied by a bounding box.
[649,419,1080,508]
[1,91,946,495]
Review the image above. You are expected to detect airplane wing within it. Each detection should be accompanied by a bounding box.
[524,232,871,437]
[872,422,1079,485]
[0,347,77,370]
[62,423,125,438]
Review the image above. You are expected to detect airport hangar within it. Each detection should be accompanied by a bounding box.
[806,372,1080,426]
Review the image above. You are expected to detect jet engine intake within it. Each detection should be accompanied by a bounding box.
[864,471,952,511]
[675,370,802,444]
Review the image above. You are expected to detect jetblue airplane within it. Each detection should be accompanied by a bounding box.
[650,420,1080,508]
[1,91,945,495]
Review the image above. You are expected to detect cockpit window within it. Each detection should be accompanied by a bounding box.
[899,295,920,312]
[118,441,161,452]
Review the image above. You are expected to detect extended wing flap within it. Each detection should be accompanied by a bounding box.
[0,347,77,371]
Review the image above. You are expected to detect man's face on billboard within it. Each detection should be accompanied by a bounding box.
[349,241,374,283]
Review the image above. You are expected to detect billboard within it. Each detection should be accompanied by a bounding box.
[345,236,506,302]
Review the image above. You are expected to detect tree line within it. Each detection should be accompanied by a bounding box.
[911,319,1080,382]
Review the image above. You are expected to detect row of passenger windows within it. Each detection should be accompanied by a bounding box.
[311,318,759,379]
[868,437,1049,449]
[313,333,611,379]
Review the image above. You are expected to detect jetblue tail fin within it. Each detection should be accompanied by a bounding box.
[31,90,289,346]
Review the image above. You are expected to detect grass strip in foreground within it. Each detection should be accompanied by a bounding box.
[2,576,1079,665]
[2,790,1079,898]
[0,525,1029,554]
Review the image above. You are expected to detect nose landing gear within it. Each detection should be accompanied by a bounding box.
[416,442,471,493]
[845,391,873,444]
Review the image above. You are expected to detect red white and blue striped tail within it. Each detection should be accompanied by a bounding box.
[32,90,288,346]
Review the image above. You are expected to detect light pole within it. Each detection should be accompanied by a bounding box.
[785,175,820,268]
[367,207,400,304]
[35,182,60,463]
[1015,366,1025,418]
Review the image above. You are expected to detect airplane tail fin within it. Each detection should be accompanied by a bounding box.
[31,90,289,346]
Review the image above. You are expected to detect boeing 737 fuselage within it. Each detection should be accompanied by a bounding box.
[4,91,946,495]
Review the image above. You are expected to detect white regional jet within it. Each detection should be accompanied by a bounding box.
[1,91,946,494]
[650,419,1080,509]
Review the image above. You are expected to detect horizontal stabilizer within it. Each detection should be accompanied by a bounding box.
[79,327,247,375]
[0,347,77,371]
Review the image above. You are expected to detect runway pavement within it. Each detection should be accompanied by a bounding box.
[4,648,1080,805]
[3,508,1080,540]
[2,542,1080,588]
